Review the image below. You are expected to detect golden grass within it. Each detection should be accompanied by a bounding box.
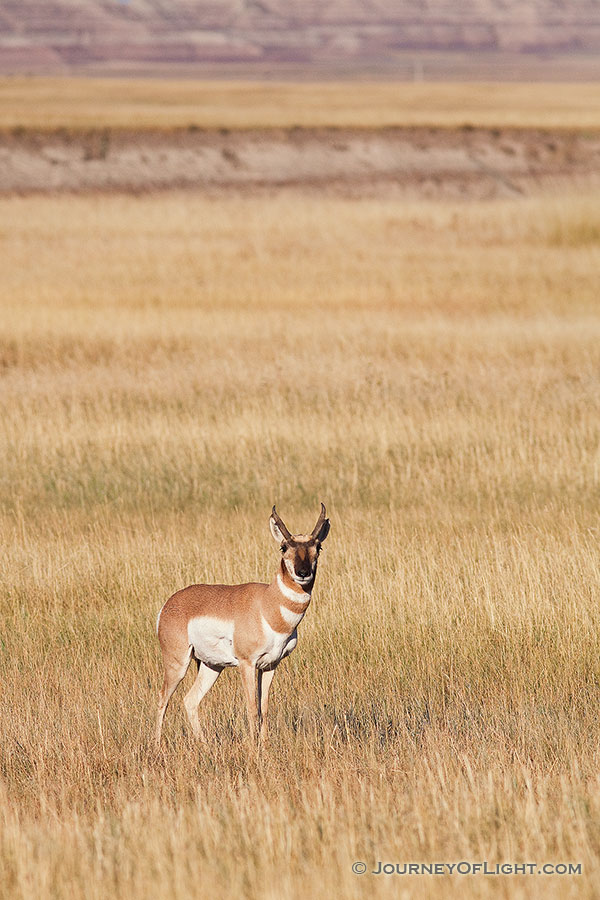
[3,77,600,131]
[2,187,600,898]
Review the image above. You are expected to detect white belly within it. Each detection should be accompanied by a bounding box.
[188,616,239,668]
[254,617,298,670]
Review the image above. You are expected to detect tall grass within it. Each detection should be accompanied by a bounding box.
[1,189,600,898]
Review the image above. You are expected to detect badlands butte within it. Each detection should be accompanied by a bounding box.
[3,81,600,198]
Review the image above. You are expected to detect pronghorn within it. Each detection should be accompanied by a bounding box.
[155,504,330,746]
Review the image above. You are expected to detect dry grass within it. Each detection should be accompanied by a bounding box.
[1,187,600,898]
[3,77,600,131]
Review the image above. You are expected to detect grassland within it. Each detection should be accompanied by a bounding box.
[2,185,600,899]
[3,77,600,131]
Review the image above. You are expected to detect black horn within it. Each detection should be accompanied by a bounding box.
[311,503,329,539]
[271,505,292,541]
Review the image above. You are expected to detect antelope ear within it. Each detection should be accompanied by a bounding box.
[315,517,330,543]
[269,506,292,544]
[269,515,287,544]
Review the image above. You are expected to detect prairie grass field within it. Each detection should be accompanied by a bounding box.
[2,184,600,899]
[3,77,600,130]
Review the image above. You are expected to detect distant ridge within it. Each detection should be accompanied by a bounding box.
[2,0,600,78]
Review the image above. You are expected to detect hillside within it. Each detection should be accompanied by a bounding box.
[2,0,600,77]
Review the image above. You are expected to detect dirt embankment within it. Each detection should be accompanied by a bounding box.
[1,127,599,198]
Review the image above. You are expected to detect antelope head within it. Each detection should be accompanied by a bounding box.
[269,503,330,587]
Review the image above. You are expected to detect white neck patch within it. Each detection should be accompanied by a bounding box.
[277,574,310,605]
